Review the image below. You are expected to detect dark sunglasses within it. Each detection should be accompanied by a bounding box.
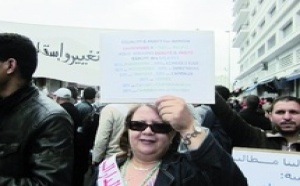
[128,121,173,134]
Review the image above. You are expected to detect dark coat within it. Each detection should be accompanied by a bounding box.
[0,84,74,185]
[60,102,85,186]
[239,108,272,130]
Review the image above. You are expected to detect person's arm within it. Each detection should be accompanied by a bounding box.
[189,132,248,186]
[209,92,264,147]
[92,106,114,164]
[156,96,248,185]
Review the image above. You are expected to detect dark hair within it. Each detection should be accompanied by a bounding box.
[246,95,260,109]
[265,97,274,103]
[83,87,96,100]
[215,85,230,100]
[0,33,37,81]
[270,96,300,112]
[67,86,79,101]
[119,104,180,158]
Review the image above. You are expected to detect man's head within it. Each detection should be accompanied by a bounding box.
[245,95,260,110]
[269,96,300,135]
[83,87,96,102]
[53,88,72,104]
[265,97,274,104]
[215,85,230,101]
[0,33,37,83]
[67,86,78,104]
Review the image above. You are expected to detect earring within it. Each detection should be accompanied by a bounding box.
[127,148,132,158]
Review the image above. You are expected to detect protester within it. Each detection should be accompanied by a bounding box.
[76,87,97,125]
[239,95,272,130]
[67,85,79,104]
[262,97,274,119]
[232,99,242,112]
[53,87,84,186]
[211,92,300,152]
[92,96,248,186]
[0,33,74,185]
[75,86,97,185]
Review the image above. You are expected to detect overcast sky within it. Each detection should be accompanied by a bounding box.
[0,0,239,80]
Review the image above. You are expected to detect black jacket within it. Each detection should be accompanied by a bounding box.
[92,132,248,186]
[0,84,74,185]
[239,108,272,130]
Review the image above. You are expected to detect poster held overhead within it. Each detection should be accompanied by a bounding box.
[100,30,215,104]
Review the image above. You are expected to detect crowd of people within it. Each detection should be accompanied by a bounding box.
[1,32,299,186]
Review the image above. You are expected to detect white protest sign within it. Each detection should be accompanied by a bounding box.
[0,21,105,86]
[233,147,300,186]
[100,31,215,104]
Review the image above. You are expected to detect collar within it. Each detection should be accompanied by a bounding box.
[266,131,300,145]
[0,83,37,114]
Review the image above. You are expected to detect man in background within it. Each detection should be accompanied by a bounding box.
[75,87,97,186]
[53,87,86,186]
[239,95,272,130]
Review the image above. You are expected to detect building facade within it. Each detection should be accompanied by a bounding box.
[232,0,300,98]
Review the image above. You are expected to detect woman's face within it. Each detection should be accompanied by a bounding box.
[128,105,173,161]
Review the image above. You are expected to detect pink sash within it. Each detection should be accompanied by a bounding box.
[97,154,125,186]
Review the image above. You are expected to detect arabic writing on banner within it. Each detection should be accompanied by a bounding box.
[233,147,300,186]
[100,31,215,104]
[36,42,100,66]
[1,21,103,86]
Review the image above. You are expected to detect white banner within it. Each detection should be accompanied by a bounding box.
[1,21,215,104]
[233,147,300,186]
[0,21,106,86]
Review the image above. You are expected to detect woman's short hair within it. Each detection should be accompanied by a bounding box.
[119,104,180,158]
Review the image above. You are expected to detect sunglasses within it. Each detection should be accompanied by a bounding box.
[128,121,173,134]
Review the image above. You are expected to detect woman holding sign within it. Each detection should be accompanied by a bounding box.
[94,96,247,186]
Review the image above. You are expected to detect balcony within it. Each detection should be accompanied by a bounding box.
[233,24,249,48]
[233,0,249,15]
[233,5,250,32]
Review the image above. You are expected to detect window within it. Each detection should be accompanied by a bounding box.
[258,0,264,4]
[252,31,257,38]
[241,47,244,54]
[246,40,249,47]
[252,8,257,17]
[258,45,265,57]
[296,49,300,63]
[269,4,276,17]
[280,54,293,68]
[250,53,256,63]
[267,35,276,49]
[282,21,293,38]
[259,19,265,29]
